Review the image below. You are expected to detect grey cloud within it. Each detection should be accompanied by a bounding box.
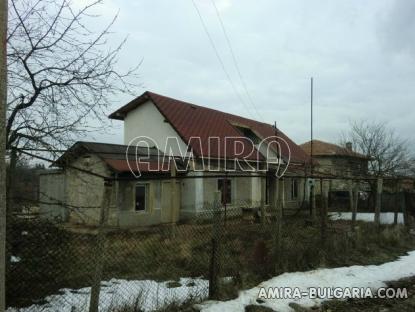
[378,0,415,57]
[81,0,414,155]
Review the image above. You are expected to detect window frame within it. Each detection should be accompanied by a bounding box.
[134,183,149,212]
[234,125,261,145]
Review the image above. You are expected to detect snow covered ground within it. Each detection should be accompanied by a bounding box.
[7,277,208,312]
[10,256,21,263]
[8,250,415,312]
[329,212,404,224]
[197,250,415,312]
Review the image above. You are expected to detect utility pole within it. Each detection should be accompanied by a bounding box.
[0,0,8,310]
[310,77,313,169]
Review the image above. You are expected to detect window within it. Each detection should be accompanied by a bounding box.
[217,179,232,204]
[235,126,261,144]
[135,184,148,211]
[291,179,299,200]
[82,155,91,167]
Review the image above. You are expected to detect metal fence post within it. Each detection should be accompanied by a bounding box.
[209,191,221,299]
[351,181,358,230]
[394,180,399,226]
[260,176,266,225]
[321,179,328,246]
[272,177,283,274]
[374,178,383,227]
[348,181,354,213]
[89,179,112,312]
[310,183,316,221]
[170,164,178,238]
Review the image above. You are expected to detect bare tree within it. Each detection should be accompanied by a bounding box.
[1,0,8,309]
[6,0,140,152]
[408,159,415,178]
[341,120,413,177]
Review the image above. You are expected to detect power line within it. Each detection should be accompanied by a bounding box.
[190,0,255,120]
[210,0,264,122]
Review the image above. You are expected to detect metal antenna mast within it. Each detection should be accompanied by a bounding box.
[310,77,314,175]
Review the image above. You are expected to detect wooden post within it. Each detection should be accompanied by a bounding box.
[89,180,112,312]
[352,182,358,229]
[321,179,328,246]
[260,176,266,225]
[348,181,354,212]
[5,148,16,219]
[400,190,409,226]
[374,178,383,227]
[209,191,221,299]
[0,0,8,309]
[4,148,16,288]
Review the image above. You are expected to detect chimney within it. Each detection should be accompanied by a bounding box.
[346,142,353,152]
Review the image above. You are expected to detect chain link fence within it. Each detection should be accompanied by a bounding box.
[6,199,278,312]
[5,194,414,312]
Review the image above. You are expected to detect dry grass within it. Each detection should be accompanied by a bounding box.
[7,216,415,309]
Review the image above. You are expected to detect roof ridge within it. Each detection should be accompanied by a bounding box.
[146,91,272,128]
[300,139,337,146]
[109,91,310,163]
[76,141,127,147]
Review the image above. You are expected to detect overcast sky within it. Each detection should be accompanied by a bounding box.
[84,0,415,149]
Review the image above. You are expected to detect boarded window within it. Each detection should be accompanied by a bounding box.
[135,184,147,211]
[217,179,232,204]
[291,179,299,200]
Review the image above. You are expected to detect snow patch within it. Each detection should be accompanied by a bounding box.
[10,256,21,263]
[329,212,404,224]
[7,277,208,312]
[197,250,415,312]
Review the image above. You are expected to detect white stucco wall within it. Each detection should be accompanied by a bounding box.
[39,171,67,220]
[124,100,191,157]
[122,99,303,218]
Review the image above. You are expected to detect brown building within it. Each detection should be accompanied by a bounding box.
[300,140,370,193]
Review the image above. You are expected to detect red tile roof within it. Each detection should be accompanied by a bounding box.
[104,159,171,173]
[109,91,310,164]
[55,141,174,173]
[300,140,369,159]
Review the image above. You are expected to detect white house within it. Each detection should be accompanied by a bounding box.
[40,91,311,227]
